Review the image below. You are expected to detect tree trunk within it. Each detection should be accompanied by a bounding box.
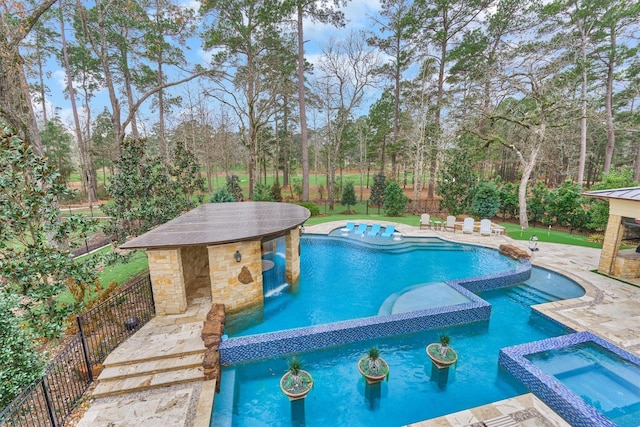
[603,26,616,174]
[59,4,97,203]
[0,0,55,156]
[297,5,309,201]
[578,34,588,184]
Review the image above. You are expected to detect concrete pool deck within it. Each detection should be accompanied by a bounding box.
[73,220,640,427]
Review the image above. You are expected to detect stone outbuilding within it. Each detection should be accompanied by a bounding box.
[583,187,640,280]
[120,202,310,315]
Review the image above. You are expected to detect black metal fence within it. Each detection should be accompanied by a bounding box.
[0,274,155,427]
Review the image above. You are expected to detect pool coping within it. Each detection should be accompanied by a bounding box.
[219,239,531,364]
[499,331,640,427]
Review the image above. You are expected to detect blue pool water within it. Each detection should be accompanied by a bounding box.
[227,235,520,336]
[213,236,585,426]
[527,342,640,426]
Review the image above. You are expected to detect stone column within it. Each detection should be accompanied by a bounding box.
[285,227,301,284]
[208,241,263,313]
[598,214,625,275]
[147,248,187,315]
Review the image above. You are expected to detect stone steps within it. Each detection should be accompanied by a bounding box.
[93,366,204,398]
[93,337,206,398]
[103,336,205,366]
[99,353,204,381]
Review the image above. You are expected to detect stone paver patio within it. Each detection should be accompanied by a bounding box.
[73,220,640,427]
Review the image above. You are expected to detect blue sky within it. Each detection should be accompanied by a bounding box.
[42,0,383,132]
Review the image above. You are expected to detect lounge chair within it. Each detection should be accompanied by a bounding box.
[381,225,395,238]
[462,217,475,234]
[479,219,492,236]
[444,215,456,232]
[345,221,355,232]
[419,213,431,229]
[368,223,381,237]
[354,223,367,236]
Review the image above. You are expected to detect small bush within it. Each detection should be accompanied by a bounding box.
[341,182,356,213]
[211,186,235,203]
[252,183,274,201]
[297,202,320,216]
[383,181,408,216]
[0,293,46,408]
[587,233,604,244]
[226,175,244,201]
[271,182,282,202]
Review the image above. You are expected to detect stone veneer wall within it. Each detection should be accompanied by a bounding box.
[599,214,625,275]
[613,250,640,279]
[181,245,208,285]
[285,228,300,284]
[208,240,263,313]
[499,331,640,427]
[147,248,187,315]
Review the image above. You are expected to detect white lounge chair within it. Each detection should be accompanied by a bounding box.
[445,215,456,232]
[462,217,475,234]
[420,213,431,229]
[479,219,492,236]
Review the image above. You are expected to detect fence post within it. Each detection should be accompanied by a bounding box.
[76,316,94,383]
[42,378,59,427]
[147,275,156,314]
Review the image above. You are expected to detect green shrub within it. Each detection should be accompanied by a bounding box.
[470,181,500,218]
[341,182,356,213]
[297,202,320,216]
[383,181,408,216]
[271,182,283,202]
[226,175,244,201]
[252,183,274,201]
[370,173,386,207]
[0,292,45,409]
[210,186,236,203]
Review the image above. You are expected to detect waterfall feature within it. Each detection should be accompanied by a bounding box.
[262,236,288,297]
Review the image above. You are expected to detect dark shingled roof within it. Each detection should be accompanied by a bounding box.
[582,186,640,201]
[120,202,310,249]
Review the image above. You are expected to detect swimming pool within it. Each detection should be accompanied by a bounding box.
[213,235,586,426]
[226,235,521,336]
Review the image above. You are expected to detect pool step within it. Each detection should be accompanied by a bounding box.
[507,285,557,306]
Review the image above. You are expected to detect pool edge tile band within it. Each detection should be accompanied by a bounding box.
[499,331,640,427]
[220,261,530,364]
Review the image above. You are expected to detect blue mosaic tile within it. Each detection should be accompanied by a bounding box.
[499,331,640,427]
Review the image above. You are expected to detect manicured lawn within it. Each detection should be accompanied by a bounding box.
[497,222,602,248]
[58,248,149,305]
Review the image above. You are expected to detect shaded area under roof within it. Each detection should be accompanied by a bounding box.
[120,202,310,249]
[583,186,640,201]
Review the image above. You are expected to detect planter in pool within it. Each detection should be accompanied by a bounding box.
[426,343,458,369]
[280,370,313,400]
[358,356,390,384]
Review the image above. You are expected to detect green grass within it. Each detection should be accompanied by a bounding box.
[302,207,603,249]
[98,250,149,286]
[497,222,602,248]
[58,248,149,305]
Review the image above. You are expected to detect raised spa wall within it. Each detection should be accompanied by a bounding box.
[499,331,640,427]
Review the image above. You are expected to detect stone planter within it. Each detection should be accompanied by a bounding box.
[280,370,313,401]
[426,343,458,369]
[357,356,389,384]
